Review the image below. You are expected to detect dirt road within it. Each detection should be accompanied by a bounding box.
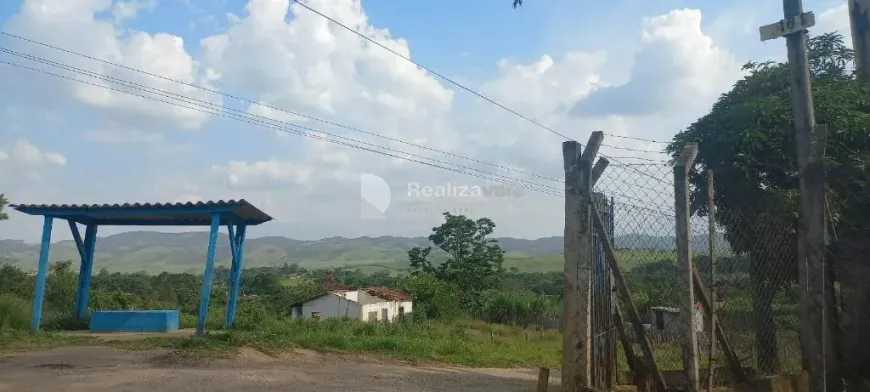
[0,346,560,391]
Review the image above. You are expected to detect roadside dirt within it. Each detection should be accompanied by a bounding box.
[0,345,562,391]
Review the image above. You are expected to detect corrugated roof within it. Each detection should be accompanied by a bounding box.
[10,199,273,226]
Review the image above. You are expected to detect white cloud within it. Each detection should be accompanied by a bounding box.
[212,159,315,190]
[199,0,454,143]
[12,139,67,166]
[572,9,742,118]
[85,128,164,143]
[816,3,851,46]
[0,0,759,242]
[111,0,157,22]
[3,0,220,132]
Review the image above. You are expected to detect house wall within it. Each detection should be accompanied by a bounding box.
[291,294,361,320]
[359,298,413,322]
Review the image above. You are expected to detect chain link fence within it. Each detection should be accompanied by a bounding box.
[590,158,803,389]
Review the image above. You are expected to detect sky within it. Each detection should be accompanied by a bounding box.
[0,0,855,243]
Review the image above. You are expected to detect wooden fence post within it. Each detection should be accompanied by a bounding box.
[675,142,700,392]
[538,367,551,392]
[563,131,603,392]
[563,140,582,392]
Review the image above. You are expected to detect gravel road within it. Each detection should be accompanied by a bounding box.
[0,346,560,391]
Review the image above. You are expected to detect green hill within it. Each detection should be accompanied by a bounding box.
[0,231,726,274]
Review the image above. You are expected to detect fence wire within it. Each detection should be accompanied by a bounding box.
[592,161,803,389]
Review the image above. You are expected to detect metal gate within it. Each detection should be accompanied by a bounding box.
[591,193,617,390]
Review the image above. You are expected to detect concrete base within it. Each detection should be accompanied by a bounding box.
[89,310,179,333]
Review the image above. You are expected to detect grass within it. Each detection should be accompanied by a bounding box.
[0,318,562,368]
[0,316,805,377]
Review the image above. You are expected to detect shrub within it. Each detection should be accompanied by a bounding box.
[0,294,30,330]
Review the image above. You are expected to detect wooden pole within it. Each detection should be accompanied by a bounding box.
[758,4,840,390]
[781,2,824,387]
[803,125,836,392]
[850,0,870,80]
[563,140,582,392]
[538,367,551,392]
[706,170,716,392]
[674,143,700,392]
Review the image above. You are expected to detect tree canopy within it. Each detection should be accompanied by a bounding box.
[408,212,506,302]
[667,32,870,269]
[667,32,870,376]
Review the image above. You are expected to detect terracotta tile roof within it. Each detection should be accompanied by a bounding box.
[362,287,411,302]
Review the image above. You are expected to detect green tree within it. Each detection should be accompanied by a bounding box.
[0,194,8,222]
[667,32,869,380]
[408,212,505,303]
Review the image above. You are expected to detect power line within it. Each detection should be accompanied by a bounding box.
[286,1,673,180]
[0,31,562,184]
[604,133,670,145]
[0,30,675,205]
[1,54,679,215]
[288,0,576,142]
[0,56,564,198]
[0,47,563,194]
[1,30,670,187]
[289,0,666,155]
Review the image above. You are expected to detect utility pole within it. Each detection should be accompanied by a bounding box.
[759,2,840,392]
[850,0,870,79]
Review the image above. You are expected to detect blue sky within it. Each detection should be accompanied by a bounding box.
[0,0,854,242]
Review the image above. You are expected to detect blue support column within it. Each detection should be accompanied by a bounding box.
[74,224,98,321]
[224,224,247,328]
[30,216,54,332]
[68,220,84,260]
[196,212,221,336]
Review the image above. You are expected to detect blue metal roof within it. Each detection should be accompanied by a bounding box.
[10,199,273,226]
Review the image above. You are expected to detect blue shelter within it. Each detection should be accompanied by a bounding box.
[11,200,273,336]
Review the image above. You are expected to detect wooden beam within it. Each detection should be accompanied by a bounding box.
[706,169,717,392]
[691,268,748,383]
[581,131,604,162]
[537,368,550,392]
[591,157,610,186]
[614,300,642,378]
[591,205,667,392]
[674,143,700,392]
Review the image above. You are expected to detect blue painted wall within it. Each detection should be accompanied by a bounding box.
[89,310,180,333]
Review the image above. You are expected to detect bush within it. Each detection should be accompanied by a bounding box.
[471,289,559,326]
[0,294,30,330]
[233,299,274,330]
[398,273,462,321]
[41,312,88,331]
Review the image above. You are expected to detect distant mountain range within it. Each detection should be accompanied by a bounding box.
[0,231,727,274]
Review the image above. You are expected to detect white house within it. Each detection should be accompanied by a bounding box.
[290,287,413,322]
